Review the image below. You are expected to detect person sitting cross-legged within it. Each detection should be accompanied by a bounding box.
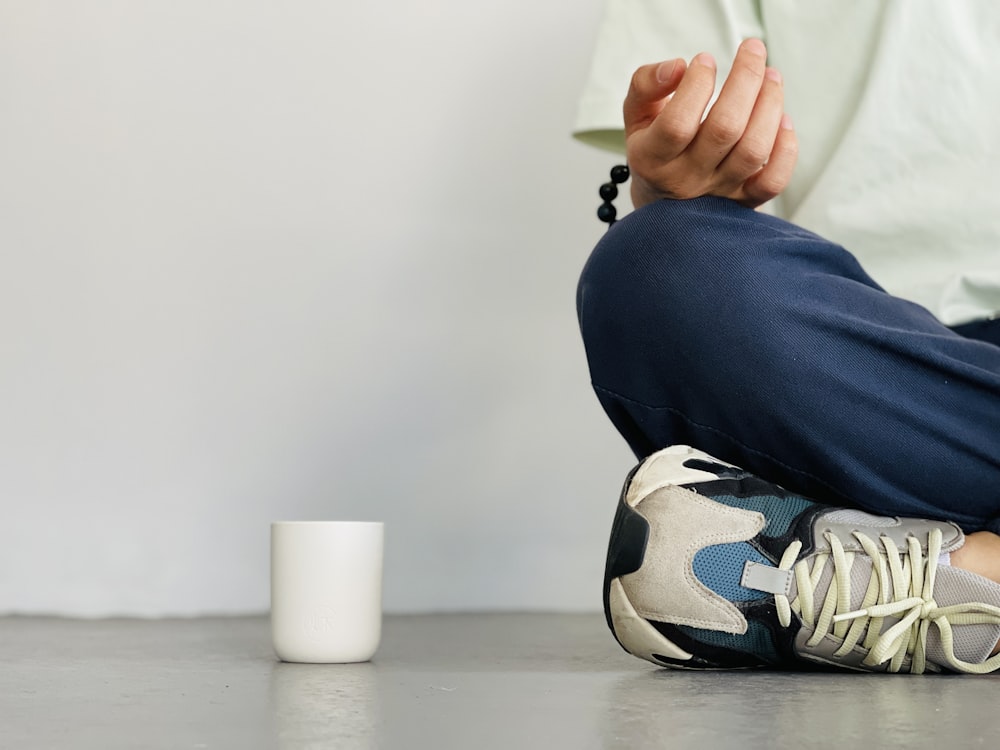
[578,41,1000,673]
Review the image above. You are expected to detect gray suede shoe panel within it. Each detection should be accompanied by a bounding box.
[621,485,764,635]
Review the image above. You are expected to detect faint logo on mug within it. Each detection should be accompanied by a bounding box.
[306,607,340,637]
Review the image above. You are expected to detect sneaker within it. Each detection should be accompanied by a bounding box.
[604,445,1000,674]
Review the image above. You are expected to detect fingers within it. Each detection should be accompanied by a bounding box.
[741,114,799,206]
[687,38,768,166]
[623,58,688,138]
[717,66,785,182]
[643,53,717,159]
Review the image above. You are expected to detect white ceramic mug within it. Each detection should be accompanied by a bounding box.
[270,521,384,663]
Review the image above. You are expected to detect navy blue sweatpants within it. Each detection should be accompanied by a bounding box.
[577,197,1000,533]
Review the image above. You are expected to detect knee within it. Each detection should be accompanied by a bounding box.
[575,195,864,415]
[582,197,785,310]
[578,198,788,359]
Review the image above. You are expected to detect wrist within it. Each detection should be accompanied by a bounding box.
[630,174,665,211]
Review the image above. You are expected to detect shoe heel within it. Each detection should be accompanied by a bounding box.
[603,476,694,664]
[603,473,650,635]
[607,577,693,664]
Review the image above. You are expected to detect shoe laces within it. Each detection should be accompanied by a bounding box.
[772,528,1000,674]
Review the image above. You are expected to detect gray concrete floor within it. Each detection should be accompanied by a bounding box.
[2,614,998,749]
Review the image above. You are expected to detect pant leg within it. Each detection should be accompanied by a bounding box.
[577,196,1000,532]
[953,318,1000,347]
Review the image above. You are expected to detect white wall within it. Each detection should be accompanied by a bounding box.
[0,0,636,616]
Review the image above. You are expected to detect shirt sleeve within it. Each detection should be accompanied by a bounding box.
[573,0,766,154]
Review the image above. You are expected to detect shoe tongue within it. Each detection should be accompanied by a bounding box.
[789,552,1000,666]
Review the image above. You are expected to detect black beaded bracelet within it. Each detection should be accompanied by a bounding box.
[597,164,630,226]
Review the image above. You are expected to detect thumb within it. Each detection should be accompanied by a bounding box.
[623,59,687,136]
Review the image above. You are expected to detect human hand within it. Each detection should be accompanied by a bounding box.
[624,38,798,210]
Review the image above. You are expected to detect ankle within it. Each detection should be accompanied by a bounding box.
[949,532,1000,657]
[950,532,1000,584]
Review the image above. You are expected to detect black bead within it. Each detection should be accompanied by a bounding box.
[599,182,618,201]
[610,164,630,183]
[597,202,617,223]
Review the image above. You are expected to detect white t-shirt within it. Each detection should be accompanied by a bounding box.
[575,0,1000,326]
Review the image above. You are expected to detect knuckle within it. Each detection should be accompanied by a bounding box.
[720,161,761,184]
[734,136,772,167]
[703,114,744,145]
[628,64,655,95]
[768,143,798,169]
[628,67,644,94]
[752,172,786,198]
[731,59,765,82]
[656,112,698,146]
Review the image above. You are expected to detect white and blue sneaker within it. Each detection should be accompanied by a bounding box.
[605,446,1000,674]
